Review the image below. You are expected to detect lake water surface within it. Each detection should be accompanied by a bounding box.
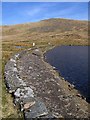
[45,46,88,101]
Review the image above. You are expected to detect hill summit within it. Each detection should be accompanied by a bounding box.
[3,18,88,46]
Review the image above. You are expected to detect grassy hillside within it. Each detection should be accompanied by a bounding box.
[3,18,88,42]
[2,18,88,118]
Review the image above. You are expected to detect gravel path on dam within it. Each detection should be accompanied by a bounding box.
[4,49,89,119]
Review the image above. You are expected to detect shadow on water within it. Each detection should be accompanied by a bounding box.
[44,46,89,103]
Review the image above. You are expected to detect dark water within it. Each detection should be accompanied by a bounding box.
[15,46,24,49]
[45,46,89,101]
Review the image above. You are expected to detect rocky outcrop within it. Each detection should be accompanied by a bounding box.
[4,49,89,119]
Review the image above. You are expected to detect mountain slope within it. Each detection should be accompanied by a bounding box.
[2,18,88,46]
[3,18,87,34]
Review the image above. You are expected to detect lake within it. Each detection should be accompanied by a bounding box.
[44,46,89,102]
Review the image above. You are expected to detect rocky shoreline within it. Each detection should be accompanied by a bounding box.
[4,48,89,119]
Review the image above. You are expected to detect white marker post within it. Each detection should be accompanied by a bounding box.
[33,43,35,47]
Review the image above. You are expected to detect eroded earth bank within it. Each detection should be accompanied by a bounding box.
[4,49,89,119]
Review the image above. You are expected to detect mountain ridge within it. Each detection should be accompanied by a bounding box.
[2,18,88,48]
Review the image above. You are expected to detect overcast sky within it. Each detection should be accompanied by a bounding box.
[2,2,88,25]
